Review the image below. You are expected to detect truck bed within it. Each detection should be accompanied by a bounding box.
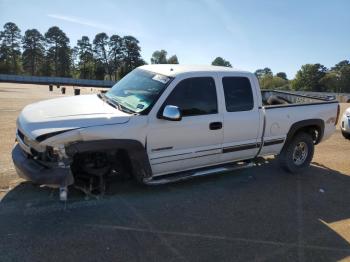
[259,89,339,157]
[261,90,337,108]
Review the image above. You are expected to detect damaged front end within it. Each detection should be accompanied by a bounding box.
[12,129,132,201]
[12,94,137,201]
[12,129,74,198]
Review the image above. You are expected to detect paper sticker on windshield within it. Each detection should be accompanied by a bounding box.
[152,74,170,84]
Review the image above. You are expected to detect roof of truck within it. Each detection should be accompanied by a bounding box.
[139,64,252,77]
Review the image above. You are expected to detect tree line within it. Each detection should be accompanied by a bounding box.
[211,57,350,93]
[0,22,145,80]
[253,62,350,93]
[1,22,349,92]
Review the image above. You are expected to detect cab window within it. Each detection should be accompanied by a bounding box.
[164,77,218,117]
[222,77,254,112]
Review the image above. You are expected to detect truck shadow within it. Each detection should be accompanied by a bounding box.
[0,159,350,261]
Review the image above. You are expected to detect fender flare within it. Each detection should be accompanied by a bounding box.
[284,119,325,146]
[66,139,152,182]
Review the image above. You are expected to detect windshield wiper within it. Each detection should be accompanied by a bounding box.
[99,93,117,108]
[100,93,138,115]
[115,101,140,115]
[99,93,121,110]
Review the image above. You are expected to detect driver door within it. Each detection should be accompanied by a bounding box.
[147,75,224,176]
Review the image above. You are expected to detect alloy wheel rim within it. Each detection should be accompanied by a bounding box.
[293,142,308,166]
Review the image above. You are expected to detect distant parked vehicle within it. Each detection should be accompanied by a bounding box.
[341,107,350,139]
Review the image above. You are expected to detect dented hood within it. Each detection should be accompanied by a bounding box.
[17,94,131,139]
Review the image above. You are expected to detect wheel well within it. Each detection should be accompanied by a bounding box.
[71,149,134,179]
[66,139,153,182]
[115,149,133,177]
[294,125,321,144]
[285,119,325,147]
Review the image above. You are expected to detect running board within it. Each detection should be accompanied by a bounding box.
[144,161,255,185]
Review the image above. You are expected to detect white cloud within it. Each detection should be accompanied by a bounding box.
[47,14,114,31]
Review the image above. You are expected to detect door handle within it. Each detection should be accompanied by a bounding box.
[209,122,222,130]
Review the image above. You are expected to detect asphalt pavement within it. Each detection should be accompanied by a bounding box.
[1,158,350,262]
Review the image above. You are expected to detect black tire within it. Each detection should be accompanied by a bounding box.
[342,130,350,140]
[278,132,314,173]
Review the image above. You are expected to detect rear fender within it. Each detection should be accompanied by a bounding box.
[284,119,325,147]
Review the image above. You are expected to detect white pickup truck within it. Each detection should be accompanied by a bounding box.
[12,65,340,199]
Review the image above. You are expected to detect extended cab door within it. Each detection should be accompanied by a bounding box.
[219,73,261,163]
[147,74,224,176]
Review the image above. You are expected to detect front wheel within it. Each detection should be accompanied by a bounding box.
[278,132,314,173]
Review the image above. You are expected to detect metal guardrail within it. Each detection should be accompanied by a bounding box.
[0,74,116,88]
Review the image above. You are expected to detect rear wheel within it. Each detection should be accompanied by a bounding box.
[341,130,350,140]
[278,132,314,173]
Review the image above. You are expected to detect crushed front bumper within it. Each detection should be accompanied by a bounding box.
[12,144,73,186]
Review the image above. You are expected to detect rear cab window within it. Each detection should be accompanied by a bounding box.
[222,77,254,112]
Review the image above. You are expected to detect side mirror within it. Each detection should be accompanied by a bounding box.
[162,105,182,121]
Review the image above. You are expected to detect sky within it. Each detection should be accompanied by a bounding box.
[0,0,349,78]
